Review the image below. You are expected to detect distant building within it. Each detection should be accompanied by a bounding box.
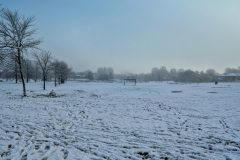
[217,73,240,81]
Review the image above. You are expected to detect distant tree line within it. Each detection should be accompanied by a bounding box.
[68,67,115,81]
[224,67,240,74]
[107,66,240,83]
[114,66,220,83]
[68,66,240,83]
[175,69,218,83]
[97,67,114,80]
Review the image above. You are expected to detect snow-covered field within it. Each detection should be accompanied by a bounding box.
[0,81,240,160]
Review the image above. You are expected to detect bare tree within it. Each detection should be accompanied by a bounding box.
[1,68,13,81]
[151,67,161,81]
[176,69,197,83]
[107,67,114,79]
[206,69,217,76]
[32,61,40,82]
[85,70,94,80]
[2,54,19,83]
[177,69,185,74]
[206,69,217,81]
[33,51,52,90]
[199,71,206,82]
[97,67,114,80]
[169,68,177,79]
[69,71,76,80]
[58,61,71,84]
[23,58,33,83]
[159,66,169,80]
[0,5,5,63]
[51,59,60,87]
[0,9,42,96]
[224,67,238,74]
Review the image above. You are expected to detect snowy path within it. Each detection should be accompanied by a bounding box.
[0,81,240,159]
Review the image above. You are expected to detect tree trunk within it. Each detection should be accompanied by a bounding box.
[55,73,57,87]
[34,73,37,82]
[15,62,18,83]
[15,74,17,83]
[27,73,29,83]
[43,75,46,90]
[17,49,26,96]
[26,66,29,83]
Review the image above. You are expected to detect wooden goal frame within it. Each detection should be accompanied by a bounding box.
[124,79,136,86]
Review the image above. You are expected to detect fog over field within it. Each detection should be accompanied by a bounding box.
[1,1,240,74]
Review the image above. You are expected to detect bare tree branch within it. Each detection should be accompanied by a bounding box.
[32,51,52,90]
[0,8,43,96]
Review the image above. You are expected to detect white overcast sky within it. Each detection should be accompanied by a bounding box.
[2,0,240,74]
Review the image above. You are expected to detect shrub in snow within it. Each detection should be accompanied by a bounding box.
[49,90,56,97]
[90,93,98,98]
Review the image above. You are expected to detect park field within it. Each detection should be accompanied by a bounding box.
[0,81,240,159]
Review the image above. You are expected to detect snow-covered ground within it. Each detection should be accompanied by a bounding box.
[0,81,240,160]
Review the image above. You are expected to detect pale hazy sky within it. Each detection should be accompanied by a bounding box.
[3,0,240,74]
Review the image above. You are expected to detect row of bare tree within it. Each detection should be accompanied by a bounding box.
[1,49,72,89]
[33,51,72,89]
[0,7,72,96]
